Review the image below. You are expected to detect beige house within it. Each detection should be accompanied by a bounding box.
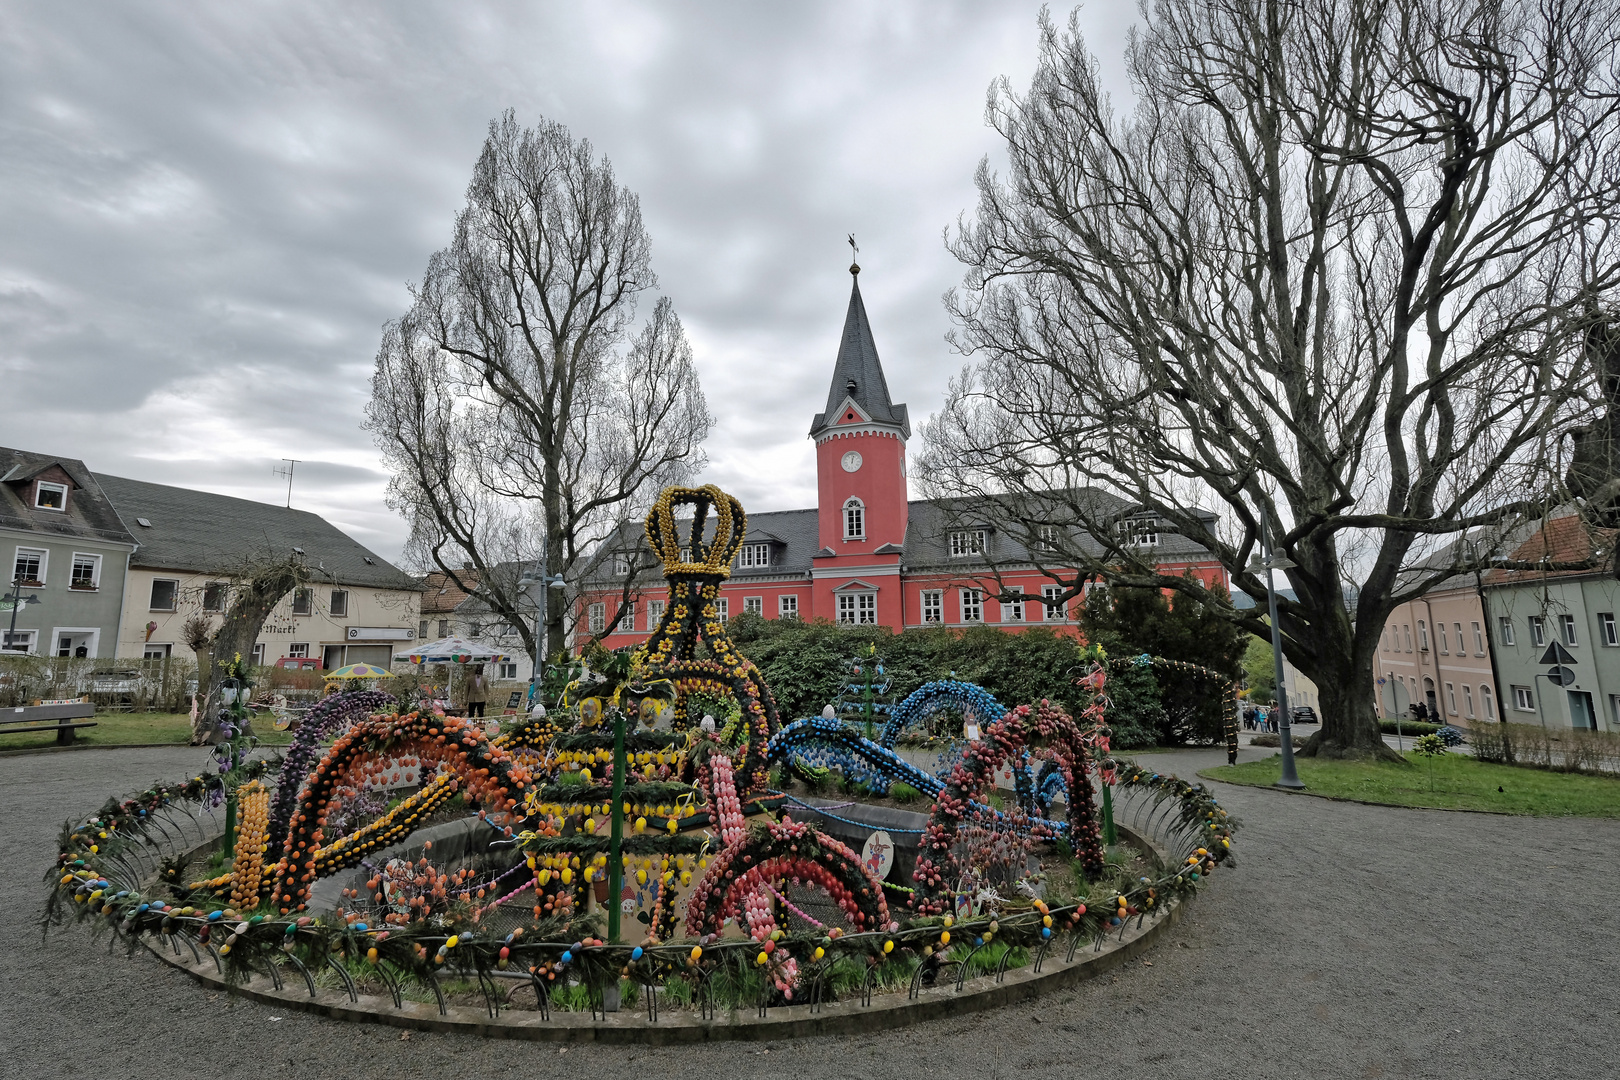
[1375,576,1498,723]
[96,474,420,669]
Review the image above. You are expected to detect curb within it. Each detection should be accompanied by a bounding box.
[1196,768,1534,817]
[0,741,295,758]
[145,896,1186,1043]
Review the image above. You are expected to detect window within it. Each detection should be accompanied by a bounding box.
[419,619,429,638]
[1000,587,1024,622]
[498,661,518,680]
[743,596,762,616]
[1473,621,1485,654]
[436,619,449,638]
[12,547,46,586]
[587,602,606,635]
[737,544,770,568]
[291,588,313,616]
[1560,613,1578,646]
[1445,682,1457,715]
[618,601,635,631]
[1117,516,1158,547]
[1602,613,1618,647]
[144,643,171,660]
[287,643,309,659]
[778,595,798,619]
[837,592,876,625]
[1403,625,1412,652]
[1436,623,1449,653]
[69,553,100,589]
[1,629,36,654]
[1417,621,1429,650]
[203,583,228,612]
[149,578,179,612]
[647,600,665,628]
[1454,623,1465,655]
[1528,616,1545,647]
[330,590,349,618]
[611,553,633,576]
[843,498,865,540]
[1037,524,1060,551]
[960,588,983,622]
[949,530,988,557]
[34,481,67,510]
[715,597,729,624]
[1512,685,1535,712]
[1042,585,1066,621]
[921,590,943,623]
[250,643,266,667]
[1497,616,1515,646]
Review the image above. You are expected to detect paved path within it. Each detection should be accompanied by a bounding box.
[2,745,1613,1079]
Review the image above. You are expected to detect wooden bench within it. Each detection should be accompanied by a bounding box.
[1,700,98,745]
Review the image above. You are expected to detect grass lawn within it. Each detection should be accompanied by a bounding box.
[0,711,295,753]
[1201,750,1620,817]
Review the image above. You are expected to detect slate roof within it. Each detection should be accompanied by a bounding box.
[93,473,416,590]
[0,446,137,548]
[809,272,910,438]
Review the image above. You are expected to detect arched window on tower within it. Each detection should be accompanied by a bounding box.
[844,497,865,540]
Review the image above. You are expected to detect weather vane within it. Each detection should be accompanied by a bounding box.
[848,233,860,275]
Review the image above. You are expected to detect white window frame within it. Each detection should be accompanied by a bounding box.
[69,552,101,590]
[436,618,449,639]
[1512,685,1535,712]
[743,596,763,616]
[498,661,519,680]
[1117,516,1159,548]
[587,602,606,635]
[843,499,865,540]
[51,627,100,658]
[203,582,228,612]
[960,588,983,623]
[250,643,266,667]
[737,543,770,569]
[291,588,313,616]
[1445,682,1457,715]
[1498,617,1515,646]
[1481,684,1495,721]
[920,589,943,623]
[1037,523,1060,551]
[1560,613,1578,646]
[1528,616,1545,647]
[1437,622,1449,653]
[1473,621,1485,654]
[1,629,37,654]
[143,642,172,660]
[647,600,665,629]
[949,530,988,558]
[329,589,349,618]
[1000,587,1025,623]
[617,600,635,631]
[149,577,179,612]
[1602,613,1618,647]
[287,642,310,659]
[1042,585,1066,621]
[837,591,877,625]
[778,594,798,619]
[611,553,633,576]
[1454,623,1465,656]
[12,546,47,587]
[1418,620,1429,650]
[1463,684,1475,717]
[34,480,68,511]
[715,597,729,624]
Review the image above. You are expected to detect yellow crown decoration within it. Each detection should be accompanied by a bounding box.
[644,484,747,578]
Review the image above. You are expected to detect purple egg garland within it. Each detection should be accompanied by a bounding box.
[266,689,396,861]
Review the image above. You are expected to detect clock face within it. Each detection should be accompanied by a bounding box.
[841,450,863,473]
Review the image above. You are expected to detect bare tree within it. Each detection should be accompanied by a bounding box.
[367,111,712,663]
[191,555,309,743]
[922,2,1620,758]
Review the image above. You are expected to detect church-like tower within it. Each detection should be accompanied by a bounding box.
[808,261,910,625]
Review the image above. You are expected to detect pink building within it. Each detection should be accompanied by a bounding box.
[1375,576,1498,723]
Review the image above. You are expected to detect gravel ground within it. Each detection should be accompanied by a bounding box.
[2,744,1613,1080]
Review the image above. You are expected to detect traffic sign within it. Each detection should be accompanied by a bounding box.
[1546,665,1578,687]
[1538,642,1578,666]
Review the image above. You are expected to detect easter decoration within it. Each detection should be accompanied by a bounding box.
[44,483,1237,1034]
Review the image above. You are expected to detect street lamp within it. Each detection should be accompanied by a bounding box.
[1248,506,1305,790]
[3,574,42,655]
[519,540,565,709]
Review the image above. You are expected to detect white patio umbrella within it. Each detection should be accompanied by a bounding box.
[393,636,511,666]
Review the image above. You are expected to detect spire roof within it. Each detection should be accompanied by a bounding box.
[809,270,909,438]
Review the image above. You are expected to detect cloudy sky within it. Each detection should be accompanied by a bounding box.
[0,1,1137,564]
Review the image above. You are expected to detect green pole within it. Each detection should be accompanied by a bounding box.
[1100,781,1118,847]
[607,708,625,943]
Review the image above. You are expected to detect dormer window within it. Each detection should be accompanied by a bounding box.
[34,481,67,511]
[949,530,988,557]
[844,498,865,540]
[737,543,771,568]
[1116,516,1159,548]
[611,553,633,576]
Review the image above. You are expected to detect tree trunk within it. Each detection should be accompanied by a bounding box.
[1298,635,1402,762]
[192,558,307,744]
[188,646,212,743]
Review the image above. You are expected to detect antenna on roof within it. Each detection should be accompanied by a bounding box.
[274,459,299,508]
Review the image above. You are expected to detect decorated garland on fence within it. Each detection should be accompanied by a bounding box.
[266,690,397,861]
[881,679,1006,749]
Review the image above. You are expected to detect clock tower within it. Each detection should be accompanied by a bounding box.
[809,260,910,621]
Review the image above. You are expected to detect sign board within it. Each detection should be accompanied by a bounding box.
[1546,665,1578,687]
[861,829,895,882]
[1538,642,1578,666]
[348,626,415,641]
[507,690,523,709]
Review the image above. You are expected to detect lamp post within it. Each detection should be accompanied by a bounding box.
[1249,506,1305,789]
[519,539,565,709]
[3,574,42,655]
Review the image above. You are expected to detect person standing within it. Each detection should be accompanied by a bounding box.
[466,664,488,718]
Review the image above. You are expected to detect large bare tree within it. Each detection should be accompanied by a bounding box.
[921,1,1620,757]
[367,111,712,663]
